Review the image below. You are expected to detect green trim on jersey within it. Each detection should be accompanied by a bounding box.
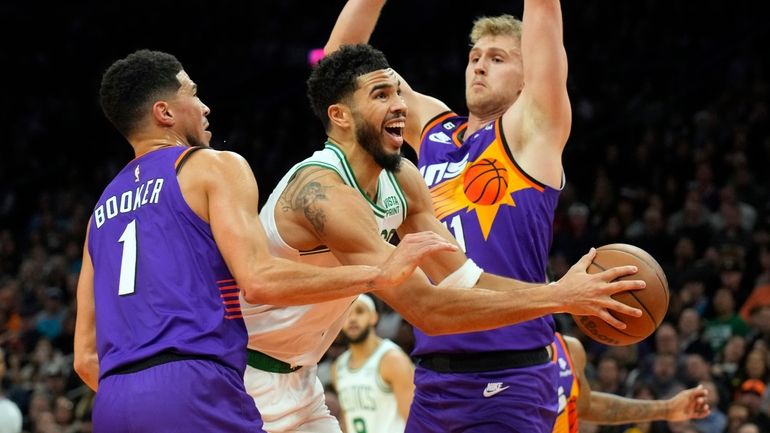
[324,142,386,213]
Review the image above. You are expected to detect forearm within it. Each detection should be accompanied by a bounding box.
[381,277,561,335]
[242,257,382,305]
[325,0,387,53]
[475,272,543,292]
[583,392,670,425]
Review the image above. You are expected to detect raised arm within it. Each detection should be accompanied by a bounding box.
[563,336,711,425]
[324,0,387,55]
[73,223,99,391]
[180,149,455,306]
[323,0,450,151]
[502,0,571,188]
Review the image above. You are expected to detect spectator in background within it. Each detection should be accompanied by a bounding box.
[734,379,770,431]
[554,202,600,264]
[714,335,749,403]
[711,185,757,233]
[703,288,750,354]
[677,307,705,353]
[633,323,685,385]
[594,355,626,397]
[34,287,66,342]
[648,352,686,400]
[668,187,714,256]
[678,271,711,316]
[726,402,752,433]
[627,206,675,265]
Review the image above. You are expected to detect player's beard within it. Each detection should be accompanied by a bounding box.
[344,326,371,345]
[354,113,402,173]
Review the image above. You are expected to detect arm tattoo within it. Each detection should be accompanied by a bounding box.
[601,394,664,423]
[294,181,328,234]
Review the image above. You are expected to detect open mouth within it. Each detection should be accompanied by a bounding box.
[384,120,405,141]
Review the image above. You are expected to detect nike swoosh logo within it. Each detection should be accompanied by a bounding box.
[482,385,510,398]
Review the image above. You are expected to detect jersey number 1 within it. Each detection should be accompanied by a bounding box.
[443,215,467,252]
[118,220,137,295]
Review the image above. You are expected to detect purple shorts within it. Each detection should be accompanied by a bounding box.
[406,360,558,433]
[93,358,264,433]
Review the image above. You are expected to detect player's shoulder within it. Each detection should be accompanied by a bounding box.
[420,111,467,142]
[381,340,409,360]
[184,149,256,182]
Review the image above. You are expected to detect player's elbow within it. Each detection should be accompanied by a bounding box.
[240,277,281,305]
[73,351,98,391]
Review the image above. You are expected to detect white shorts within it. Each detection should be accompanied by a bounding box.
[244,364,341,433]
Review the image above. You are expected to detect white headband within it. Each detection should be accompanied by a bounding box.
[356,294,377,313]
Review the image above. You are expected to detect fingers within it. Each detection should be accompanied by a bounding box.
[573,247,597,270]
[605,300,642,318]
[401,231,458,254]
[604,278,646,295]
[599,265,641,284]
[596,310,627,330]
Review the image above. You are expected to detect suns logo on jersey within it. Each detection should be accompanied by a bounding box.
[427,133,543,240]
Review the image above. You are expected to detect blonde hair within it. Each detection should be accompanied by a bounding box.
[469,14,522,44]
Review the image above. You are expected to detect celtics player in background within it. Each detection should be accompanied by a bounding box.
[332,294,413,433]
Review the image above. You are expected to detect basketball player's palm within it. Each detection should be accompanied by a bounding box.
[375,232,458,289]
[557,248,645,329]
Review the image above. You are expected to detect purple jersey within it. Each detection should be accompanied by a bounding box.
[88,146,247,378]
[414,112,560,355]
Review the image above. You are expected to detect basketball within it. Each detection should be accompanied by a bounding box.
[463,158,508,205]
[572,243,669,346]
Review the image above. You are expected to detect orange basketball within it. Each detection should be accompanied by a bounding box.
[463,158,508,205]
[572,243,669,346]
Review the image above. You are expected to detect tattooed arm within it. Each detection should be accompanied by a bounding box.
[564,336,710,425]
[275,167,640,335]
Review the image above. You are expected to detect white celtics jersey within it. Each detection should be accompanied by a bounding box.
[336,339,406,433]
[242,142,408,367]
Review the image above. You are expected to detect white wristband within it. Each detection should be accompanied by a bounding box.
[437,258,484,289]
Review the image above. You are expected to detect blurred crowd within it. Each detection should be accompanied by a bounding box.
[1,1,768,432]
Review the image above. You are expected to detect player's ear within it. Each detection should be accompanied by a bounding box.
[152,100,175,127]
[327,104,351,129]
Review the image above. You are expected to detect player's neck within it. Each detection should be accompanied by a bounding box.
[131,132,189,158]
[326,136,381,200]
[466,111,502,138]
[349,335,382,365]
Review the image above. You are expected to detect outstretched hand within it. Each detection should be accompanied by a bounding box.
[667,385,711,421]
[373,231,458,289]
[555,248,646,329]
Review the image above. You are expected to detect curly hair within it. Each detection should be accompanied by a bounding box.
[99,49,183,138]
[306,44,390,131]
